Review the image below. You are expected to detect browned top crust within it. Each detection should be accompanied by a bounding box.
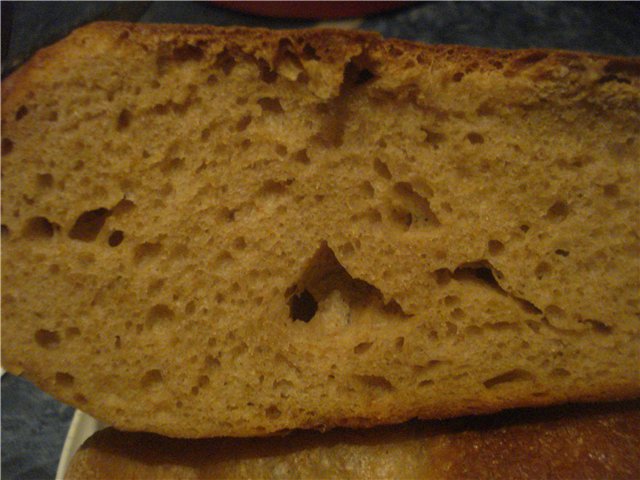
[4,21,640,110]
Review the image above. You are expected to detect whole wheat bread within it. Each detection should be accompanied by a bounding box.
[2,22,639,437]
[65,401,640,479]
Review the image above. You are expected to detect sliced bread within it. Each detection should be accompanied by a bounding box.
[1,22,639,437]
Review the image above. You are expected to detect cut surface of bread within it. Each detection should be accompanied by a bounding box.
[65,401,640,479]
[1,22,639,437]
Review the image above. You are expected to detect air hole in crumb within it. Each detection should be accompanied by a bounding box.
[236,115,252,132]
[215,49,236,75]
[520,224,530,233]
[260,179,292,196]
[434,268,451,286]
[219,206,236,223]
[354,374,395,391]
[134,242,162,264]
[172,44,204,62]
[117,109,132,131]
[603,184,620,197]
[146,304,175,328]
[158,157,184,174]
[419,379,434,387]
[488,239,504,255]
[583,319,613,334]
[36,173,54,189]
[466,325,483,336]
[198,375,210,387]
[452,72,464,82]
[68,208,110,242]
[466,132,484,144]
[519,299,542,315]
[115,336,121,349]
[108,230,124,247]
[185,301,196,315]
[35,329,60,349]
[258,59,278,83]
[275,144,288,156]
[354,342,373,354]
[444,295,459,306]
[296,42,318,60]
[360,181,375,198]
[476,101,495,116]
[106,199,132,217]
[390,205,412,229]
[74,394,88,405]
[535,261,551,279]
[233,237,247,250]
[550,368,570,377]
[23,217,56,239]
[1,224,9,238]
[395,337,404,351]
[205,355,220,368]
[15,105,29,120]
[55,372,74,387]
[392,182,440,227]
[484,369,535,389]
[545,200,569,221]
[258,97,284,113]
[265,405,281,419]
[451,308,465,319]
[140,369,163,388]
[147,279,165,295]
[289,289,317,323]
[446,321,458,336]
[423,128,446,147]
[293,149,310,164]
[555,249,569,257]
[373,158,392,179]
[65,327,80,338]
[483,368,535,388]
[2,138,14,155]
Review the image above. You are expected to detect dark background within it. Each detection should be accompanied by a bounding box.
[2,2,639,478]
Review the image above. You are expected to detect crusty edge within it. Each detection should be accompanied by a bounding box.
[3,21,640,120]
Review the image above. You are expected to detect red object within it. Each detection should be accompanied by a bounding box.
[212,1,410,20]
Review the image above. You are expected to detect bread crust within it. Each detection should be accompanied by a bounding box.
[65,400,640,480]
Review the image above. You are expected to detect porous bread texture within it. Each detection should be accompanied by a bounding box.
[1,22,639,437]
[65,401,640,480]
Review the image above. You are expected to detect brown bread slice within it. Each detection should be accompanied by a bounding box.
[1,22,639,437]
[65,401,640,479]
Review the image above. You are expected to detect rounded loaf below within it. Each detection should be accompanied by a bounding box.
[65,401,640,479]
[2,22,640,437]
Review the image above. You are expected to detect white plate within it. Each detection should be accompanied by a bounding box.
[55,411,105,480]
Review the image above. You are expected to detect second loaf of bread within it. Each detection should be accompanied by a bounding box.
[1,22,639,437]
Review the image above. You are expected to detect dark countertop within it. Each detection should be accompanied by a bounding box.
[2,2,639,479]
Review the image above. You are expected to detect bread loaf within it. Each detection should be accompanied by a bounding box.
[2,22,639,437]
[65,401,640,479]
